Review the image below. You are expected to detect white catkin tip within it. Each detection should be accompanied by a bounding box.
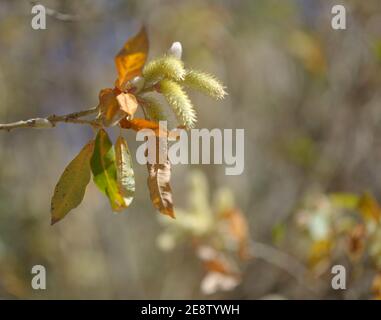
[167,41,182,60]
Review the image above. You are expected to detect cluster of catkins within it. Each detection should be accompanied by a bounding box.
[127,42,227,129]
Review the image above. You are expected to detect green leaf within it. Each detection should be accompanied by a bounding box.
[51,140,95,225]
[91,129,127,211]
[115,136,135,207]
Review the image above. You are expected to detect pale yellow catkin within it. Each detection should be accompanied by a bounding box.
[142,55,186,83]
[140,95,166,122]
[159,79,197,129]
[182,70,227,100]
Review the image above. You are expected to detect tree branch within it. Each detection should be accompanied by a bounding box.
[0,106,100,131]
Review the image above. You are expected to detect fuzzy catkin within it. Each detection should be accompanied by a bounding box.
[182,70,227,100]
[159,79,197,129]
[143,55,186,83]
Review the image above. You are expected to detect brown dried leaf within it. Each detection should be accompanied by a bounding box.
[115,27,149,89]
[98,88,121,127]
[147,159,174,218]
[116,93,138,117]
[119,118,168,137]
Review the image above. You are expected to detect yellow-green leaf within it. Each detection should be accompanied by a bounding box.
[51,140,94,225]
[91,129,127,212]
[115,136,135,207]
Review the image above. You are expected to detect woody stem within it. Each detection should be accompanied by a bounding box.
[0,106,100,132]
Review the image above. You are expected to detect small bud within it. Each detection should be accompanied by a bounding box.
[129,76,145,93]
[167,41,182,60]
[30,118,53,128]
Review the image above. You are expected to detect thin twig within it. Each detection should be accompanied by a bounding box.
[0,106,99,131]
[47,106,99,122]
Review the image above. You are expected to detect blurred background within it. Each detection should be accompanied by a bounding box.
[1,0,381,299]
